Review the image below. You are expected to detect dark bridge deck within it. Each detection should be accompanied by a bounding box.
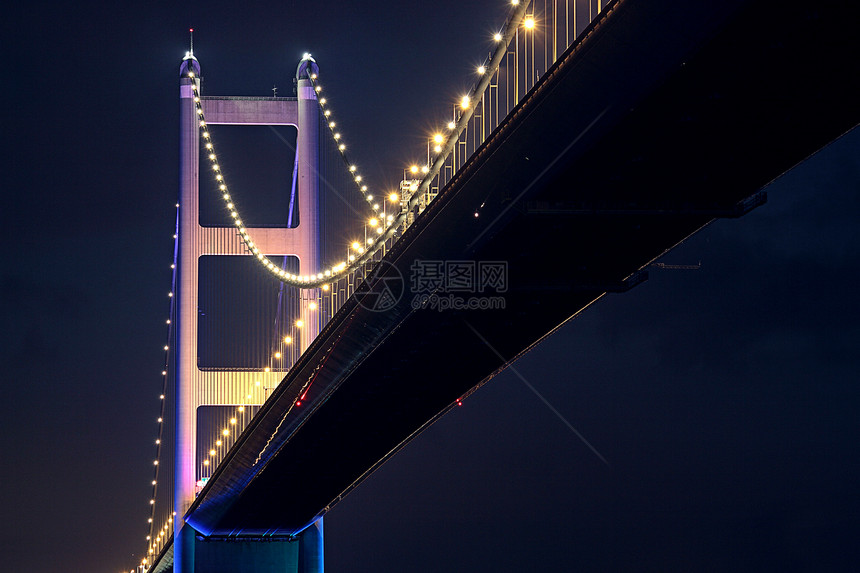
[184,0,858,538]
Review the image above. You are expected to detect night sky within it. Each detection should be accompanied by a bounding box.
[3,1,859,572]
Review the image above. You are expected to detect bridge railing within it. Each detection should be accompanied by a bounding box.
[396,0,610,231]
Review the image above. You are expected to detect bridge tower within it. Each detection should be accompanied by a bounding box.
[175,52,324,572]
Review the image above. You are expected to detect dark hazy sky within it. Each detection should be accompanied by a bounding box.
[2,1,858,572]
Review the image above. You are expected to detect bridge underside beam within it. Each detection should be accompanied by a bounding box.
[186,0,858,536]
[522,190,767,218]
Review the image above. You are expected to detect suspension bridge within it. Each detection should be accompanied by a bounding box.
[130,0,858,570]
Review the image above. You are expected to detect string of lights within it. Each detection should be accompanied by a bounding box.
[189,73,392,288]
[138,204,180,571]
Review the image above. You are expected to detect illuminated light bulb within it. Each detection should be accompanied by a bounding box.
[308,302,317,311]
[216,439,222,446]
[202,131,209,138]
[170,264,175,269]
[215,174,222,181]
[247,393,252,399]
[152,480,157,485]
[322,284,330,291]
[274,351,282,359]
[329,121,336,128]
[168,292,173,297]
[296,319,304,328]
[376,227,384,234]
[284,335,292,344]
[238,406,245,412]
[155,439,160,445]
[324,110,331,116]
[478,65,486,75]
[264,366,271,372]
[209,449,216,456]
[461,95,471,109]
[153,461,158,465]
[194,96,200,102]
[512,0,519,5]
[162,370,167,375]
[355,175,362,182]
[230,418,237,425]
[320,98,327,104]
[348,255,355,262]
[369,218,379,227]
[373,204,380,211]
[150,499,155,504]
[203,460,209,466]
[433,133,444,144]
[361,185,368,192]
[315,86,322,92]
[422,165,430,173]
[494,32,503,42]
[296,400,302,407]
[205,142,212,149]
[352,241,361,250]
[311,73,317,79]
[524,16,535,29]
[208,153,215,160]
[367,238,374,245]
[349,165,356,172]
[339,144,346,151]
[389,192,399,202]
[448,121,456,130]
[334,133,341,139]
[410,165,419,174]
[160,394,165,400]
[164,345,169,351]
[222,429,229,436]
[434,145,442,153]
[367,194,373,201]
[157,417,163,423]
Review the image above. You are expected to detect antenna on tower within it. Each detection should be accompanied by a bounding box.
[189,28,194,57]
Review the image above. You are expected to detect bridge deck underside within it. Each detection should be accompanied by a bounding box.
[185,0,858,537]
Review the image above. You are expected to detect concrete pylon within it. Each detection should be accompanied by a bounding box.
[174,53,324,573]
